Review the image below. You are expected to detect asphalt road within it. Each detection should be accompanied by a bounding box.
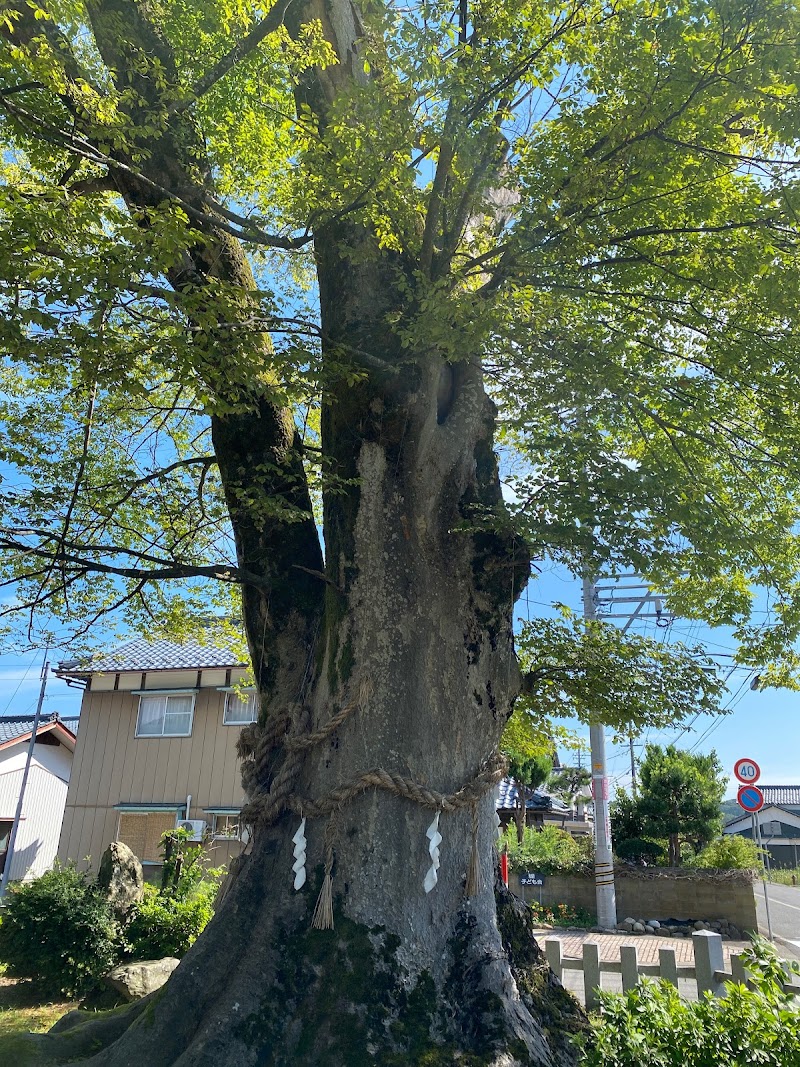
[755,879,800,956]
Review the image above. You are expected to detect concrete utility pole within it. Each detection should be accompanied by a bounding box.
[583,573,617,930]
[593,577,671,797]
[629,735,638,796]
[0,654,49,899]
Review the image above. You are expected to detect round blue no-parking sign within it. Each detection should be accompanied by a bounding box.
[737,784,765,813]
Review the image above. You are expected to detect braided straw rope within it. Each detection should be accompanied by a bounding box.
[286,751,507,820]
[239,678,505,827]
[230,680,506,925]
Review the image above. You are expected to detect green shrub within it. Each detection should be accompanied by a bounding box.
[687,835,762,871]
[614,837,666,864]
[529,901,595,928]
[0,863,120,998]
[770,866,800,886]
[577,938,800,1066]
[503,825,593,874]
[124,878,218,959]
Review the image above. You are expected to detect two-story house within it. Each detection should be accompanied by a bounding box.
[56,637,254,875]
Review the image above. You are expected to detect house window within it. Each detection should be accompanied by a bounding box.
[136,692,195,737]
[211,813,243,839]
[117,811,182,863]
[223,690,257,725]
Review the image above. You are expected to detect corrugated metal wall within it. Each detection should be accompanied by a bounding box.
[58,686,248,871]
[0,763,69,880]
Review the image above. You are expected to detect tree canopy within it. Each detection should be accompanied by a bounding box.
[0,0,799,668]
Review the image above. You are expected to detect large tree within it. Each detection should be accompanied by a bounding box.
[1,0,800,1063]
[614,744,726,866]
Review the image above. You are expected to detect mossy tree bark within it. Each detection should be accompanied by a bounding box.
[1,0,587,1062]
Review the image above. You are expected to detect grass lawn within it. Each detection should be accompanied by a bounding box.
[0,970,75,1037]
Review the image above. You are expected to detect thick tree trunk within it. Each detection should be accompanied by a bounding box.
[29,498,585,1064]
[14,281,585,1067]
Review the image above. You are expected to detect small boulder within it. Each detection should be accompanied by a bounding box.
[647,920,661,930]
[104,958,180,1001]
[693,920,706,930]
[97,841,144,917]
[632,922,645,933]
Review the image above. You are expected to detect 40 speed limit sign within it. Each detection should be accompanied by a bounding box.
[733,758,760,784]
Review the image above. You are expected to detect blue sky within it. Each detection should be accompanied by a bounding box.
[0,565,795,803]
[518,564,800,801]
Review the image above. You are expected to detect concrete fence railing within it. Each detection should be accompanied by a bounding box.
[544,930,800,1011]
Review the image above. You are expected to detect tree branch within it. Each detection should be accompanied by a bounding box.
[0,533,267,587]
[171,0,300,114]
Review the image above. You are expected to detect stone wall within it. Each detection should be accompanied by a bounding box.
[514,868,758,932]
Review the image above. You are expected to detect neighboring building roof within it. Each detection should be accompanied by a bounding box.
[496,778,570,814]
[760,785,800,807]
[56,636,245,677]
[0,713,79,748]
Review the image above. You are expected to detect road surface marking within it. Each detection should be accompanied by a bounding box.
[759,895,800,914]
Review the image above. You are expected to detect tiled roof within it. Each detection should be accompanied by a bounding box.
[57,636,245,675]
[0,714,79,745]
[496,777,570,813]
[760,785,800,806]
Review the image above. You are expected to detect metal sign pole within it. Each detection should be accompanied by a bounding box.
[754,814,773,940]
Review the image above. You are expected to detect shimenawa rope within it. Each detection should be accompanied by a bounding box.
[234,681,504,928]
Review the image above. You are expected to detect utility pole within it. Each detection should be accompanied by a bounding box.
[629,735,638,796]
[594,577,669,798]
[0,653,49,899]
[583,573,617,930]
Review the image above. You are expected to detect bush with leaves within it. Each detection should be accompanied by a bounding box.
[0,862,120,997]
[687,835,763,872]
[615,838,667,865]
[529,901,595,929]
[577,939,800,1066]
[123,880,217,960]
[123,830,224,960]
[503,825,593,875]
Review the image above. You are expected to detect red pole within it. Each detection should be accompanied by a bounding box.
[500,848,509,888]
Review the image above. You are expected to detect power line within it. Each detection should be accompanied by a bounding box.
[686,672,756,754]
[0,653,40,717]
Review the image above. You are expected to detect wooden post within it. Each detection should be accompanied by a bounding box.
[620,944,639,993]
[545,938,563,981]
[583,942,602,1012]
[693,930,725,997]
[659,947,678,988]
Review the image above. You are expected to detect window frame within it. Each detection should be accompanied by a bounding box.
[210,812,245,840]
[134,690,196,738]
[222,688,258,726]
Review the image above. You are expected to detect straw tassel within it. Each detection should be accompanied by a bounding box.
[465,802,481,898]
[311,820,336,930]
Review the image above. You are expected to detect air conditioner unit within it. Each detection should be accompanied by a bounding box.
[176,819,207,841]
